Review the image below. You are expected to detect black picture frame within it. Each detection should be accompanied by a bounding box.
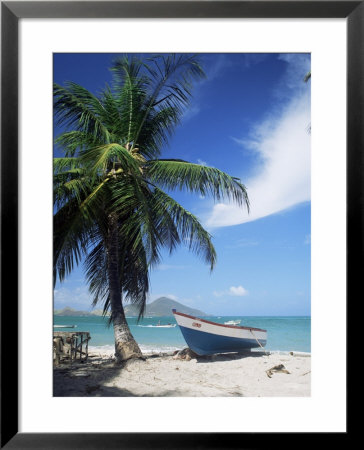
[1,1,356,448]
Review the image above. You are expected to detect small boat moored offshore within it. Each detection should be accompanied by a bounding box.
[172,309,267,355]
[156,321,177,328]
[224,319,241,325]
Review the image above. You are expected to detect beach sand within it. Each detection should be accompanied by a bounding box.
[53,349,310,397]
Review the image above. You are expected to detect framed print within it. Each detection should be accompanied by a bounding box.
[1,1,358,447]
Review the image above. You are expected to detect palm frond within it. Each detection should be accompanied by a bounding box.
[78,143,142,177]
[53,199,93,285]
[111,54,205,158]
[151,188,216,271]
[85,241,109,306]
[55,131,101,157]
[54,82,111,143]
[53,162,91,208]
[146,159,250,210]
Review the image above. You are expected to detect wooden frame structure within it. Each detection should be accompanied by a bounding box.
[53,331,91,365]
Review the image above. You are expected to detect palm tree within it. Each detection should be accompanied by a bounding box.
[54,54,250,363]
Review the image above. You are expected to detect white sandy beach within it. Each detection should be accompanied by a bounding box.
[53,349,310,397]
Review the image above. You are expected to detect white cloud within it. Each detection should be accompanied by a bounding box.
[213,285,249,297]
[206,90,310,227]
[205,54,310,228]
[229,286,248,296]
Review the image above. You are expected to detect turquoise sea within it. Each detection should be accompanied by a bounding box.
[53,315,311,354]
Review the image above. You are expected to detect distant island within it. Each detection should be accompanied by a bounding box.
[54,297,208,317]
[53,307,107,317]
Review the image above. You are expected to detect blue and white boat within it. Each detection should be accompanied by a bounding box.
[172,309,267,355]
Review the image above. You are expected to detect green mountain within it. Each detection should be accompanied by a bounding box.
[54,298,207,317]
[125,297,207,317]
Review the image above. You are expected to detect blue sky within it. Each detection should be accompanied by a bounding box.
[54,53,311,316]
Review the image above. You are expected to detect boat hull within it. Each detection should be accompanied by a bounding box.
[173,310,267,355]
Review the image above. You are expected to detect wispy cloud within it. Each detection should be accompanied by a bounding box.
[203,54,231,81]
[206,55,310,228]
[182,54,231,123]
[54,285,92,309]
[213,285,249,297]
[197,158,208,166]
[182,104,201,122]
[242,53,269,68]
[277,53,311,92]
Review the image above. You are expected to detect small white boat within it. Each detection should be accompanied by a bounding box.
[224,320,241,326]
[53,325,77,328]
[156,321,176,328]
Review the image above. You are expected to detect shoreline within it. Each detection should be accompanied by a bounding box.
[88,345,311,357]
[54,349,311,397]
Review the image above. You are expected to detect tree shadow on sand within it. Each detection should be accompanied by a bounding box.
[53,355,128,397]
[94,386,188,397]
[53,356,195,397]
[53,354,195,397]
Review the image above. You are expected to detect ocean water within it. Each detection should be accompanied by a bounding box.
[53,315,311,354]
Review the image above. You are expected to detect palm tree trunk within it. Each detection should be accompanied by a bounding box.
[106,213,143,363]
